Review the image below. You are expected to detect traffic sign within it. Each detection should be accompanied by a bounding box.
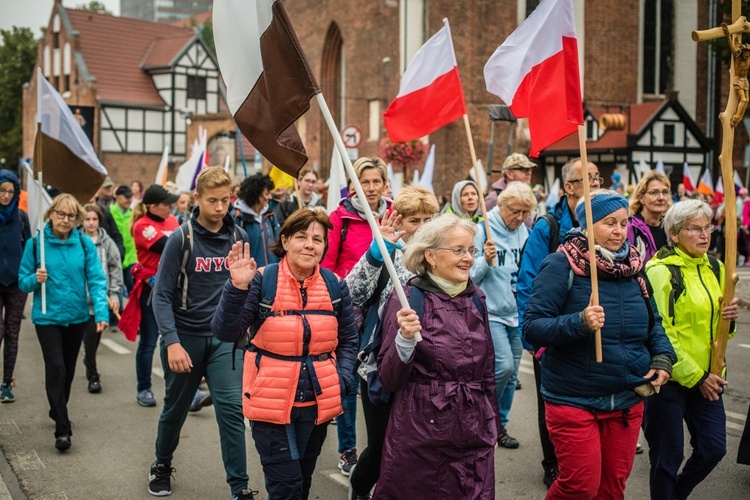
[341,125,362,149]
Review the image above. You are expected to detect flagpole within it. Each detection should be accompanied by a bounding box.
[35,123,46,314]
[462,114,496,267]
[316,93,422,342]
[578,125,601,362]
[294,179,303,209]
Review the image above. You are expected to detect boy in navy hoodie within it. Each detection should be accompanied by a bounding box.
[148,167,256,499]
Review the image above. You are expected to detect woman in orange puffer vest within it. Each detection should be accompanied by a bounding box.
[212,208,358,500]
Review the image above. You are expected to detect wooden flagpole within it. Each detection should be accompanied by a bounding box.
[35,123,46,314]
[294,179,303,209]
[316,93,422,341]
[577,126,602,362]
[691,3,746,375]
[463,114,496,267]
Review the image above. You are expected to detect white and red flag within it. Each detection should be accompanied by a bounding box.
[484,0,583,157]
[683,162,697,192]
[715,176,724,205]
[383,19,466,143]
[213,0,320,176]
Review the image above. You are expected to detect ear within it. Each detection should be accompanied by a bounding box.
[563,181,574,196]
[669,232,680,245]
[425,249,437,268]
[281,234,289,251]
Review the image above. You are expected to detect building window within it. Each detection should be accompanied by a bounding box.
[663,123,675,145]
[642,0,674,96]
[187,75,207,100]
[525,0,541,18]
[368,100,381,141]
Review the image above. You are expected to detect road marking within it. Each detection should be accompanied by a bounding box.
[727,421,744,431]
[101,338,131,355]
[8,450,45,471]
[727,410,747,422]
[325,470,349,489]
[152,367,164,379]
[519,366,534,376]
[738,344,750,349]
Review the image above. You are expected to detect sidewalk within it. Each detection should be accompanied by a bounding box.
[0,447,21,500]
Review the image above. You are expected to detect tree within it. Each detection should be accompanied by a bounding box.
[76,1,112,15]
[0,27,37,167]
[200,20,215,55]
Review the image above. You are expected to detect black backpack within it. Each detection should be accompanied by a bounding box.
[515,213,560,279]
[664,252,721,325]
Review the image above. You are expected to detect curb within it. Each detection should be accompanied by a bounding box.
[0,448,25,500]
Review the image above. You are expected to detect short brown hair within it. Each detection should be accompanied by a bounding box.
[196,166,232,195]
[45,193,85,225]
[298,167,318,180]
[630,170,672,215]
[83,203,104,224]
[269,208,334,259]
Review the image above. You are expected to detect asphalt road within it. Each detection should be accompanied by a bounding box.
[1,293,750,499]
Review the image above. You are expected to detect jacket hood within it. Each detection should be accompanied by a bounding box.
[0,169,21,224]
[450,180,479,218]
[491,177,506,191]
[647,245,708,270]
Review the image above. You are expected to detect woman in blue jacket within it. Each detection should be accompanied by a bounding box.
[524,190,675,499]
[470,181,536,449]
[18,194,109,451]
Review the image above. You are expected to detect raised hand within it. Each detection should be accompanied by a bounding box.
[226,241,257,290]
[379,210,402,243]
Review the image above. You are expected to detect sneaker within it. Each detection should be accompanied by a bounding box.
[55,434,71,451]
[348,464,372,499]
[636,442,644,454]
[0,383,14,403]
[137,389,157,407]
[515,382,522,391]
[88,376,102,394]
[232,489,259,500]
[338,448,358,476]
[188,389,213,412]
[542,466,559,489]
[148,462,175,496]
[498,430,520,449]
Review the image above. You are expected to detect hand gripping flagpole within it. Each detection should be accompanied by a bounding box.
[316,93,422,342]
[578,126,601,362]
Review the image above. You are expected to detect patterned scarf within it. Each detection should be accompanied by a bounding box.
[560,233,649,298]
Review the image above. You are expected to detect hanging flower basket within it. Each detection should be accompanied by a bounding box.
[379,138,429,169]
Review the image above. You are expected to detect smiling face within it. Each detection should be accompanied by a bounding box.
[281,221,327,275]
[460,184,479,214]
[672,215,712,258]
[592,207,629,252]
[425,227,475,285]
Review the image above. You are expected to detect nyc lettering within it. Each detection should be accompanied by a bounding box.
[195,257,229,272]
[497,248,521,266]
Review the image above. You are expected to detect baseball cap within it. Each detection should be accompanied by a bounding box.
[143,184,180,205]
[502,153,536,170]
[115,185,133,197]
[101,176,115,188]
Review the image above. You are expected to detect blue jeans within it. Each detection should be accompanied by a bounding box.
[136,288,158,392]
[643,381,727,500]
[489,321,522,427]
[336,387,358,453]
[155,335,248,495]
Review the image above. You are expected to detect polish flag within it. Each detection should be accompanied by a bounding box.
[484,0,583,157]
[697,169,714,196]
[683,163,697,192]
[383,19,466,143]
[715,176,724,205]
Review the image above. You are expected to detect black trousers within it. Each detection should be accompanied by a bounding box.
[739,402,750,465]
[349,377,392,496]
[35,322,86,437]
[534,355,557,470]
[82,317,100,380]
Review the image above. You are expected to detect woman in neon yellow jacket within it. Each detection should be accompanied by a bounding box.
[644,198,739,500]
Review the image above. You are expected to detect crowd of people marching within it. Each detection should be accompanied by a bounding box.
[1,154,750,499]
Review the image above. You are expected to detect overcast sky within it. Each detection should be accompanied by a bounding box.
[0,0,121,38]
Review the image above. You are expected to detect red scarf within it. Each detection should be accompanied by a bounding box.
[118,263,157,342]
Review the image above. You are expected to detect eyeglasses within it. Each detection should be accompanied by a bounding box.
[507,167,533,172]
[682,225,714,236]
[53,210,77,221]
[647,189,671,197]
[436,247,479,257]
[300,178,317,184]
[501,205,532,218]
[0,189,15,197]
[567,176,604,185]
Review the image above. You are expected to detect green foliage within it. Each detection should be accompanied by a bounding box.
[199,20,215,55]
[0,27,37,166]
[75,1,112,15]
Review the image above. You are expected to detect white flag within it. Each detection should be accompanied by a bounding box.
[416,144,436,193]
[154,145,170,186]
[23,161,52,231]
[326,147,347,213]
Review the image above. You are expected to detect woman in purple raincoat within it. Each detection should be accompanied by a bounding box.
[374,214,500,499]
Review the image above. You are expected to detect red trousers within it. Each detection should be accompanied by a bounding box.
[545,401,643,500]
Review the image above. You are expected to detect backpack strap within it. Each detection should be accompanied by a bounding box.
[178,220,194,311]
[544,213,560,254]
[257,263,280,324]
[318,267,342,316]
[336,218,351,264]
[665,263,683,326]
[706,254,721,286]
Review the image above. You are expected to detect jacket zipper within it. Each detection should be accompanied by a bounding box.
[696,264,716,346]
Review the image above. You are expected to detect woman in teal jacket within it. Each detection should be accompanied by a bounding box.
[644,198,740,500]
[18,194,109,451]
